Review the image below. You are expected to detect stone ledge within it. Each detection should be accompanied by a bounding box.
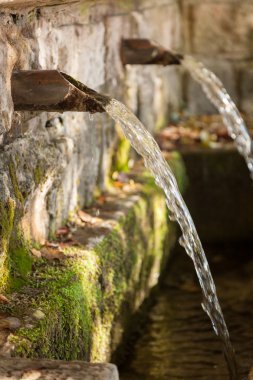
[0,0,177,13]
[0,154,185,362]
[0,0,78,8]
[180,146,253,243]
[0,357,119,380]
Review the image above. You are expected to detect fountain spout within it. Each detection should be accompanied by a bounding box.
[11,70,110,113]
[120,39,183,66]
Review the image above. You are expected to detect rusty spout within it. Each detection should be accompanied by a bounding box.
[11,70,110,113]
[121,39,183,66]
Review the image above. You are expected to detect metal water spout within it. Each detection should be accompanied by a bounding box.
[120,39,183,66]
[11,70,110,113]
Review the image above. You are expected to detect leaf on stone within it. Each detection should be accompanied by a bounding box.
[77,210,98,224]
[0,294,10,304]
[30,248,42,259]
[56,226,70,237]
[112,181,124,188]
[40,247,66,261]
[45,241,59,249]
[59,240,81,249]
[97,195,106,205]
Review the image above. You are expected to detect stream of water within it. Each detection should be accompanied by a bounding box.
[105,99,238,379]
[182,56,253,178]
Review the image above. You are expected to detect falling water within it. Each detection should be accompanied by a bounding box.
[182,55,253,178]
[104,99,238,379]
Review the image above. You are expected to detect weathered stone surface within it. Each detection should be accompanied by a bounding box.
[182,146,253,243]
[239,64,253,115]
[0,0,183,259]
[136,1,181,50]
[0,357,119,380]
[181,0,253,115]
[183,2,253,58]
[0,154,185,362]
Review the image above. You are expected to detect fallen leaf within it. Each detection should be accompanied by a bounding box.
[0,317,21,330]
[56,226,70,237]
[97,195,106,205]
[77,210,98,224]
[45,241,59,248]
[112,181,124,188]
[40,247,66,261]
[0,294,10,304]
[30,248,41,258]
[59,240,81,249]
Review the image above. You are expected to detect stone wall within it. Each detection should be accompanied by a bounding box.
[182,0,253,115]
[1,0,252,248]
[0,0,181,254]
[1,0,253,293]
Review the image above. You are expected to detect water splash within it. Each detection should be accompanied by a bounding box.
[182,55,253,177]
[105,99,238,379]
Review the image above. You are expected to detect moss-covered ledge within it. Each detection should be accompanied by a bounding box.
[0,153,186,363]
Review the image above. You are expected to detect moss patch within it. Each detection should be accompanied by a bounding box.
[33,162,46,187]
[111,125,131,174]
[8,159,24,205]
[0,153,186,362]
[9,243,33,292]
[0,199,16,291]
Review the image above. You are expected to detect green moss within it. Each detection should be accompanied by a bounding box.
[9,243,33,292]
[0,197,33,292]
[6,255,102,360]
[8,159,24,204]
[33,162,45,186]
[113,137,131,173]
[0,199,16,291]
[4,187,169,361]
[168,151,189,192]
[2,153,187,362]
[155,114,167,131]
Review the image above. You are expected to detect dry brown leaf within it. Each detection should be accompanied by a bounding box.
[112,181,124,188]
[97,195,106,205]
[59,240,81,249]
[56,226,70,237]
[0,294,10,304]
[30,248,42,258]
[45,241,59,248]
[40,247,66,261]
[77,210,97,224]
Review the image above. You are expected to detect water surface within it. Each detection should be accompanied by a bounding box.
[120,245,253,380]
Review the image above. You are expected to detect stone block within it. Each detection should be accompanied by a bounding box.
[183,147,253,243]
[135,1,181,51]
[184,2,253,58]
[239,64,253,115]
[0,357,119,380]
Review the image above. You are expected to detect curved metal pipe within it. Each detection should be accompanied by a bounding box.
[11,70,110,113]
[120,39,183,66]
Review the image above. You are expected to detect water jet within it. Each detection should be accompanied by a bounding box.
[11,69,238,379]
[120,38,253,179]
